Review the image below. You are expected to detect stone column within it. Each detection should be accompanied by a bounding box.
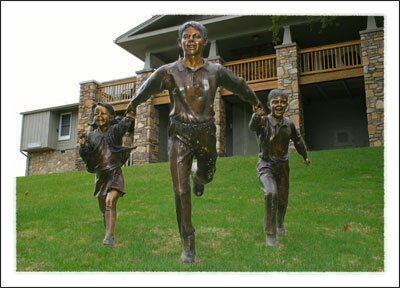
[75,80,99,170]
[275,40,304,140]
[122,129,134,166]
[214,88,226,157]
[208,41,227,156]
[360,17,384,147]
[132,68,159,164]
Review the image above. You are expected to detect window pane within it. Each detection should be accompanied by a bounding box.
[61,125,70,136]
[61,114,71,126]
[60,114,71,136]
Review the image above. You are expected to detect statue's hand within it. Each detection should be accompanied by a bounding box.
[253,101,265,116]
[79,133,86,146]
[124,103,136,117]
[125,109,136,120]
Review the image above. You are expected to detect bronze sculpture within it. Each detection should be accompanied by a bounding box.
[126,21,261,263]
[79,102,135,246]
[249,89,310,247]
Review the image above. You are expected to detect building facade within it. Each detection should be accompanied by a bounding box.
[20,103,79,175]
[20,15,384,176]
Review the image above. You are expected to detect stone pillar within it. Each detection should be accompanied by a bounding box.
[208,39,219,59]
[282,25,293,45]
[207,43,227,157]
[132,68,159,164]
[122,129,134,166]
[144,51,153,70]
[360,18,384,147]
[75,80,99,170]
[275,42,304,139]
[214,89,226,156]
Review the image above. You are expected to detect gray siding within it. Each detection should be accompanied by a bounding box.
[21,108,78,152]
[48,111,58,149]
[20,111,56,151]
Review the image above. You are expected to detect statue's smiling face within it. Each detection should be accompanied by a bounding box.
[94,105,111,129]
[180,26,206,57]
[269,95,288,118]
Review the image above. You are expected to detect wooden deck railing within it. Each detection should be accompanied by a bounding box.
[299,40,362,75]
[97,77,137,103]
[224,54,277,83]
[98,41,362,104]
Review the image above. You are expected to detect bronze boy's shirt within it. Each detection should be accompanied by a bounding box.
[249,114,308,162]
[130,58,259,123]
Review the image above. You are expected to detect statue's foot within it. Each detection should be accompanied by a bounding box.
[181,235,196,263]
[193,182,204,197]
[277,227,285,236]
[180,251,195,263]
[103,235,114,246]
[266,235,277,247]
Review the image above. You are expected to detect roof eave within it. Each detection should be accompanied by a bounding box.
[20,103,79,115]
[114,15,164,43]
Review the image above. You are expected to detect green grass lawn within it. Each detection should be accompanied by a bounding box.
[16,147,384,271]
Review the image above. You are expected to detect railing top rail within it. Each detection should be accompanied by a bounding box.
[299,40,361,54]
[224,54,276,66]
[300,65,362,76]
[98,76,137,88]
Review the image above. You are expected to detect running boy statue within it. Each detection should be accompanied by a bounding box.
[79,102,135,246]
[126,21,261,263]
[249,89,311,247]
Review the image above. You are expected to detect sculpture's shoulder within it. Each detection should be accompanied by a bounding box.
[147,62,177,84]
[284,116,294,127]
[153,63,173,75]
[85,129,96,140]
[259,114,269,127]
[281,117,297,133]
[146,61,178,81]
[167,60,179,68]
[206,61,223,72]
[165,61,178,70]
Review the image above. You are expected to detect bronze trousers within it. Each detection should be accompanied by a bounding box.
[257,159,289,236]
[168,120,217,238]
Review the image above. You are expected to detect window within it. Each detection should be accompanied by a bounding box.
[59,113,72,140]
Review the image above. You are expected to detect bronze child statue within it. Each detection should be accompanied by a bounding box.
[249,89,311,247]
[79,102,135,246]
[126,21,261,263]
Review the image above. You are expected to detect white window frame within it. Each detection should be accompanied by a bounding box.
[58,112,72,141]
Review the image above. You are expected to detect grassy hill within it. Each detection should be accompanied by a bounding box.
[16,147,384,271]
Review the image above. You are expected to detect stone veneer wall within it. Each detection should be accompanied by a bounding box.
[208,57,227,156]
[28,149,77,175]
[132,70,160,164]
[75,81,99,170]
[275,42,305,151]
[360,28,384,147]
[275,43,303,134]
[214,91,226,156]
